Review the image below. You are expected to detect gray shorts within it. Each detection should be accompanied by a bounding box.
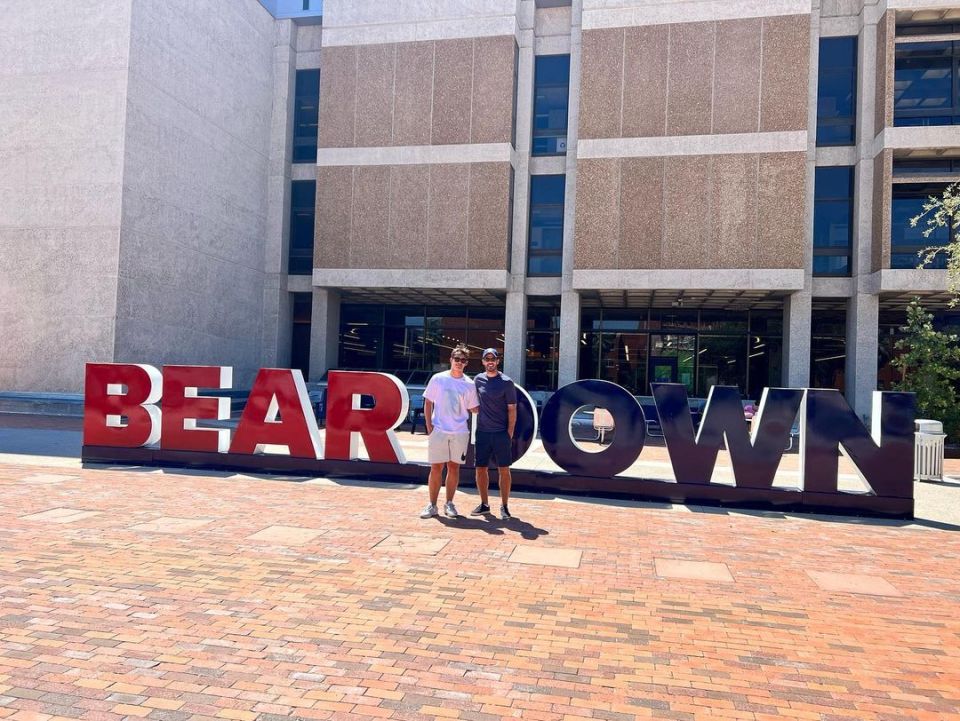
[427,430,470,464]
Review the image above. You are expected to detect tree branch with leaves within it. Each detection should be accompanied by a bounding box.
[911,180,960,305]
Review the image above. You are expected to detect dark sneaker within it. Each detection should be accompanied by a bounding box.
[470,503,491,516]
[500,505,512,520]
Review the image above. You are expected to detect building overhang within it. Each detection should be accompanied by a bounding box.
[313,268,510,291]
[864,269,948,294]
[571,269,805,291]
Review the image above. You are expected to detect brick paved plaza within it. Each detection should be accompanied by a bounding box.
[1,420,959,720]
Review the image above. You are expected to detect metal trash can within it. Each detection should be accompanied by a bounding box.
[914,419,946,482]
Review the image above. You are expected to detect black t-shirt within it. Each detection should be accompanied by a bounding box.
[474,372,518,432]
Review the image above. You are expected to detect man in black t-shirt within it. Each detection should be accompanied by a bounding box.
[471,348,518,519]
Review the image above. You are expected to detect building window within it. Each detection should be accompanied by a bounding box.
[292,69,319,163]
[817,37,858,146]
[527,175,565,276]
[290,293,312,377]
[810,306,846,391]
[894,25,960,127]
[577,308,782,400]
[532,55,570,156]
[526,300,560,391]
[288,181,315,275]
[891,183,953,269]
[813,166,854,277]
[337,304,506,378]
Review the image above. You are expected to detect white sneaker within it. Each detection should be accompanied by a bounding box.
[419,503,438,519]
[444,501,459,518]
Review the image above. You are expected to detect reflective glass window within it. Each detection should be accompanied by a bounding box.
[894,39,960,127]
[290,293,312,377]
[817,37,858,145]
[293,69,319,162]
[527,175,565,276]
[813,166,854,277]
[288,181,315,275]
[810,308,846,391]
[891,182,953,268]
[532,55,570,156]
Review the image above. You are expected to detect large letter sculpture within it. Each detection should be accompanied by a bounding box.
[161,365,233,453]
[325,371,409,463]
[802,390,915,497]
[653,384,803,488]
[229,368,322,458]
[540,380,646,477]
[83,363,162,448]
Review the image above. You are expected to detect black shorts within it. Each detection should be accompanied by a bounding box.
[475,430,512,467]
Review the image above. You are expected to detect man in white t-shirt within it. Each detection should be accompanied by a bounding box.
[420,344,480,519]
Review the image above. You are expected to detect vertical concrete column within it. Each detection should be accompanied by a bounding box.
[261,20,297,367]
[309,288,340,382]
[558,290,580,387]
[846,293,879,420]
[784,291,812,387]
[555,1,583,390]
[503,291,528,384]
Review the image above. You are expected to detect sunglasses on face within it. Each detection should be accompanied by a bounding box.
[451,357,468,363]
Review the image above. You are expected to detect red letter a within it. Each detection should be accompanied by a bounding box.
[229,369,322,459]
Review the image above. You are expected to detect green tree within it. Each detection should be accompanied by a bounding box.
[911,180,960,304]
[891,299,960,440]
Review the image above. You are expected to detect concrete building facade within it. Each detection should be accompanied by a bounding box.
[1,0,959,421]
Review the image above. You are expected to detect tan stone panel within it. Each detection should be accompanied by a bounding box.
[355,43,395,147]
[622,26,668,138]
[574,158,620,270]
[389,165,429,269]
[432,39,474,146]
[393,41,434,147]
[427,164,470,269]
[872,150,892,272]
[619,157,663,269]
[663,156,712,267]
[757,153,806,269]
[472,36,516,144]
[468,163,510,270]
[759,15,809,132]
[350,166,390,268]
[874,12,893,137]
[713,19,762,134]
[667,22,715,137]
[315,166,353,268]
[579,28,623,140]
[318,46,356,148]
[711,154,759,268]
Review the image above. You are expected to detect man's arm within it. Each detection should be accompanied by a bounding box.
[506,403,517,439]
[424,398,434,434]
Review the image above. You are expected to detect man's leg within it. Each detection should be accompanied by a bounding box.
[428,463,444,505]
[444,461,460,501]
[497,466,512,507]
[475,466,490,506]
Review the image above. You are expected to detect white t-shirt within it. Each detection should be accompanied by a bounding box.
[423,370,479,434]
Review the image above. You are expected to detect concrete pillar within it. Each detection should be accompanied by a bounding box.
[784,290,812,387]
[261,20,297,367]
[308,288,340,382]
[504,291,528,384]
[846,292,879,420]
[558,289,580,387]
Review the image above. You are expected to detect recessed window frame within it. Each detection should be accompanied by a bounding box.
[894,24,960,127]
[527,174,565,277]
[531,54,570,157]
[816,36,858,146]
[813,166,855,277]
[292,69,320,163]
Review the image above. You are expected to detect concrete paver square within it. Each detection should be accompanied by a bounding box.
[20,507,101,523]
[655,558,735,583]
[373,534,450,555]
[20,473,78,484]
[129,517,212,534]
[509,544,582,568]
[807,570,902,596]
[246,525,322,545]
